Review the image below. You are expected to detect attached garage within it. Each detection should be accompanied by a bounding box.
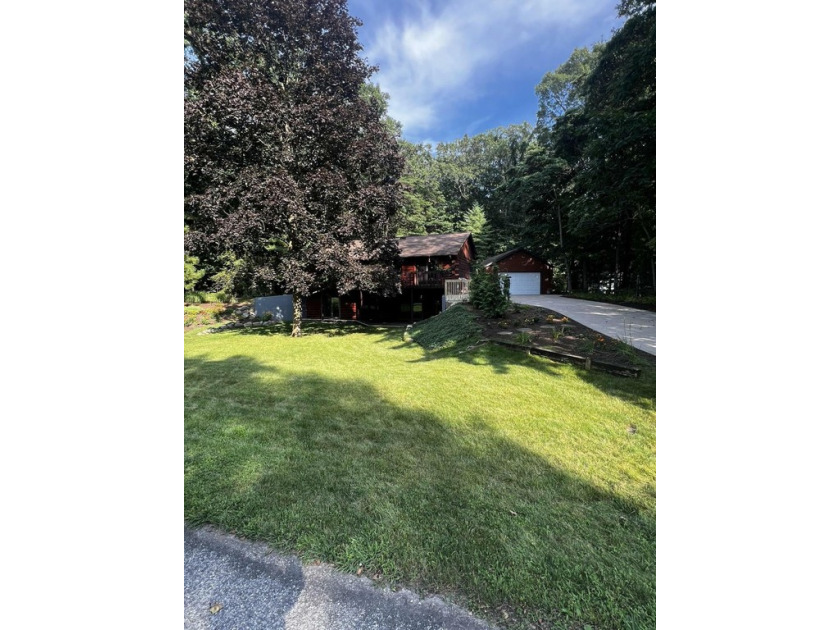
[482,247,552,295]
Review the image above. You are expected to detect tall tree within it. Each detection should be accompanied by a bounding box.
[534,44,604,139]
[184,0,404,335]
[396,141,453,235]
[435,123,535,251]
[458,202,489,259]
[575,0,656,291]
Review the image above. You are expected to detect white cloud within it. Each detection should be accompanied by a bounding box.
[362,0,615,138]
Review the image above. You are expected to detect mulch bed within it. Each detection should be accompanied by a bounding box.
[467,304,654,372]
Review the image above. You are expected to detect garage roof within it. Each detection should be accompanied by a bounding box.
[481,246,548,267]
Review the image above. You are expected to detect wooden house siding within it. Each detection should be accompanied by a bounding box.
[304,233,477,324]
[457,240,473,279]
[493,251,552,294]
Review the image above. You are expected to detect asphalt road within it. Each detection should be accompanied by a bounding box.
[511,295,656,355]
[185,525,492,630]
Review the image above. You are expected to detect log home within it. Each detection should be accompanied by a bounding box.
[305,232,477,323]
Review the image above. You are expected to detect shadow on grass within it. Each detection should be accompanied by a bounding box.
[209,322,655,412]
[372,325,560,377]
[223,321,386,337]
[382,326,656,401]
[185,353,656,630]
[576,360,656,412]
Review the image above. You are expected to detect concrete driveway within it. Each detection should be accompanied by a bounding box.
[512,295,656,356]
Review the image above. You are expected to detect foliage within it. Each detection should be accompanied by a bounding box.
[208,251,246,302]
[184,254,205,293]
[458,202,489,259]
[184,291,228,304]
[185,326,656,629]
[434,124,535,251]
[469,264,510,318]
[535,44,604,136]
[360,83,403,139]
[409,304,483,353]
[184,0,404,335]
[382,3,655,297]
[562,2,656,293]
[396,140,453,235]
[566,291,656,310]
[514,331,531,345]
[184,303,231,327]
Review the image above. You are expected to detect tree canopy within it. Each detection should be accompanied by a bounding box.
[184,0,656,310]
[184,0,404,334]
[390,2,655,295]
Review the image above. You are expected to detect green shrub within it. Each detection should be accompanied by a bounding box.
[184,291,206,304]
[184,254,205,293]
[184,291,228,304]
[209,252,246,302]
[469,264,510,318]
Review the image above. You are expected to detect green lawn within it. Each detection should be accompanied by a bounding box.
[184,322,656,629]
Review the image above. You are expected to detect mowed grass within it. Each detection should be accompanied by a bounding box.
[185,322,656,629]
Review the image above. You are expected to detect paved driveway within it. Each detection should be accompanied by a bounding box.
[512,295,656,356]
[185,525,491,629]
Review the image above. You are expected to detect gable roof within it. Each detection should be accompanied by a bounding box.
[481,246,547,267]
[397,232,474,258]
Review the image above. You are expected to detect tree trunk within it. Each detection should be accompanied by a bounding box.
[582,259,588,293]
[563,253,573,293]
[292,292,303,337]
[557,207,573,293]
[651,257,656,292]
[614,229,621,292]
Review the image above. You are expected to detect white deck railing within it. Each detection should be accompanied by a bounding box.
[443,278,470,309]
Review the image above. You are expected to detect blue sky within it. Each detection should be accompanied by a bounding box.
[347,0,624,145]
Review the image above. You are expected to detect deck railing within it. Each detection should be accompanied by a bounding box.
[400,270,455,288]
[443,278,470,309]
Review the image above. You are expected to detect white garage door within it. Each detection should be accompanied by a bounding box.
[504,272,541,295]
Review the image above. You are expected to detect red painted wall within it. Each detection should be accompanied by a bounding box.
[495,251,552,294]
[457,240,473,279]
[340,300,358,320]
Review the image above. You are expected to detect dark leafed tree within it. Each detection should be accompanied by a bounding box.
[184,0,404,336]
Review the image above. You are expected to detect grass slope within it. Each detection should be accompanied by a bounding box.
[409,304,483,353]
[185,322,656,629]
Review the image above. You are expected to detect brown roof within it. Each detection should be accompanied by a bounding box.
[397,232,472,258]
[482,246,547,267]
